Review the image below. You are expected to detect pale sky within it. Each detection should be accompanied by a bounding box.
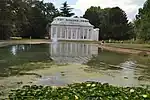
[44,0,146,21]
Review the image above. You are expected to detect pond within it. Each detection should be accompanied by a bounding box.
[0,42,150,89]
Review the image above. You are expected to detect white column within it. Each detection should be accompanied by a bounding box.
[79,29,80,40]
[85,29,88,39]
[60,43,62,56]
[57,27,59,39]
[78,29,81,40]
[67,28,69,40]
[56,27,58,39]
[83,28,84,39]
[65,28,66,40]
[78,28,80,40]
[71,28,73,39]
[76,28,77,40]
[60,26,62,39]
[62,27,64,39]
[87,29,89,40]
[66,28,68,40]
[97,29,99,41]
[67,28,69,39]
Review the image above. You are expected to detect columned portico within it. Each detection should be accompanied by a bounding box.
[50,17,99,41]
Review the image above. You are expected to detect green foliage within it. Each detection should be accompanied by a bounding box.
[0,0,59,40]
[60,1,75,17]
[9,82,150,100]
[83,6,101,28]
[83,6,133,40]
[0,0,13,40]
[135,0,150,41]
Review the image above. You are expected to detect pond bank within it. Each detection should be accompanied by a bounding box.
[100,44,150,55]
[0,39,97,47]
[0,39,51,47]
[1,39,150,55]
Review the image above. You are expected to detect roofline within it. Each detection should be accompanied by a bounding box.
[54,16,89,21]
[51,24,94,27]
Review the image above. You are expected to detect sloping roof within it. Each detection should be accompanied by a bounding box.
[51,16,93,27]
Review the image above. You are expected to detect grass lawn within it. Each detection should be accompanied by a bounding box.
[104,43,150,51]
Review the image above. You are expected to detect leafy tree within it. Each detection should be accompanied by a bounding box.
[0,0,59,40]
[0,0,13,40]
[135,0,150,41]
[83,6,102,28]
[60,1,74,17]
[83,6,132,40]
[108,7,129,40]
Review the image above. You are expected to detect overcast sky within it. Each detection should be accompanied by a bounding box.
[44,0,146,21]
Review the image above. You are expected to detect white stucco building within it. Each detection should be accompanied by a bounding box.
[50,17,99,41]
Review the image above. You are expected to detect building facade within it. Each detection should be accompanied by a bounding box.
[50,17,99,41]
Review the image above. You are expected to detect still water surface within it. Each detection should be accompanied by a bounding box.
[0,42,150,87]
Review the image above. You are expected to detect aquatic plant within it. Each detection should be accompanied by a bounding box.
[9,82,150,100]
[0,61,54,77]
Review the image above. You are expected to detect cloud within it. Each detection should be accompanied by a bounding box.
[44,0,146,21]
[44,0,77,7]
[74,0,147,21]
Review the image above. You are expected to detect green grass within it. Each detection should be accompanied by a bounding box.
[105,43,150,51]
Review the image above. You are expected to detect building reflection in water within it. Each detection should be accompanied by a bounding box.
[49,42,99,64]
[10,44,31,56]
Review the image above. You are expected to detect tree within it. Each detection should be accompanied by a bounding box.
[83,6,102,28]
[0,0,59,40]
[108,7,129,40]
[0,0,13,40]
[83,6,132,40]
[135,0,150,41]
[60,1,74,17]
